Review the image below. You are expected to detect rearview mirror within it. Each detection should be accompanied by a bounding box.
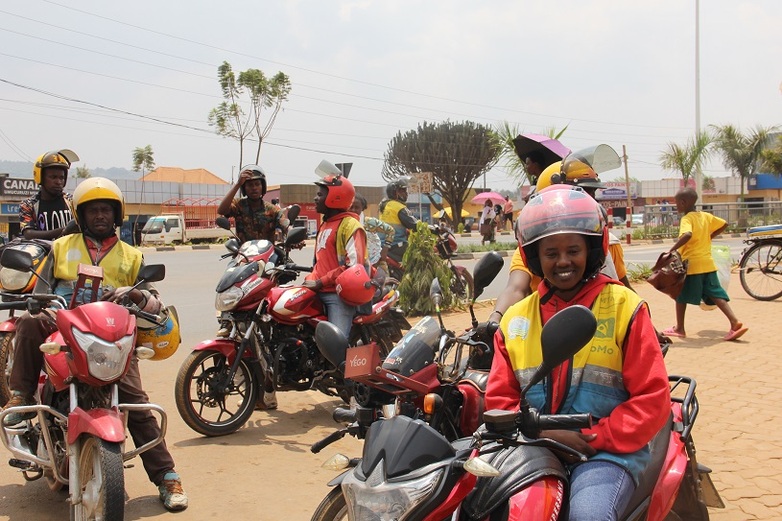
[472,251,504,299]
[286,204,301,222]
[286,227,308,246]
[215,217,232,231]
[137,264,165,284]
[0,248,34,272]
[429,278,443,307]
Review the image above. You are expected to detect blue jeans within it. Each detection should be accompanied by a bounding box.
[568,461,635,521]
[319,292,356,339]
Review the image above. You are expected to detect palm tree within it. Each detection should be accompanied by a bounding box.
[659,130,712,187]
[132,145,155,246]
[710,124,779,201]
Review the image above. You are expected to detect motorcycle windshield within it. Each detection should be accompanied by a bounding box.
[215,261,259,293]
[382,316,440,375]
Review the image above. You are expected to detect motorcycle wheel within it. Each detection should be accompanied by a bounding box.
[175,350,259,437]
[311,487,348,521]
[0,331,14,406]
[450,265,474,306]
[71,436,124,521]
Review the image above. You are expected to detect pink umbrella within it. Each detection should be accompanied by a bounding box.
[512,133,571,167]
[471,191,506,205]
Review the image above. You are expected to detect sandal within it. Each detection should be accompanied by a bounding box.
[661,327,686,338]
[724,324,748,341]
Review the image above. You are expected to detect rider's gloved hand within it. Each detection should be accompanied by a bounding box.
[101,286,143,305]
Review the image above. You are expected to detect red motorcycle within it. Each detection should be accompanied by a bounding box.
[311,251,504,451]
[311,305,724,521]
[0,239,52,405]
[174,218,410,437]
[387,225,474,305]
[0,248,169,520]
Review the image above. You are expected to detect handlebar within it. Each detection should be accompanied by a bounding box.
[310,429,348,454]
[538,413,593,431]
[286,264,313,273]
[333,407,357,423]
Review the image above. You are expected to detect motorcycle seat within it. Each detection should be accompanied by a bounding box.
[620,412,673,518]
[460,370,489,393]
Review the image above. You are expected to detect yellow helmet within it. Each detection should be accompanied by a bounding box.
[136,306,181,361]
[535,161,565,191]
[33,149,79,185]
[72,177,125,227]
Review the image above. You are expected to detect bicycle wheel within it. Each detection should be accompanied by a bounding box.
[739,240,782,301]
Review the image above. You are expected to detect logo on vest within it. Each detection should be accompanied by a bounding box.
[508,316,529,340]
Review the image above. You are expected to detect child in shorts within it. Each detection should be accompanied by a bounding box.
[662,187,748,341]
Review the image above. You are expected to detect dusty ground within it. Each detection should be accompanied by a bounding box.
[1,273,780,520]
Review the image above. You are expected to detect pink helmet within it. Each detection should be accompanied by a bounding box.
[517,185,608,279]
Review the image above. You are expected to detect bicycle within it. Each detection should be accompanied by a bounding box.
[738,224,782,301]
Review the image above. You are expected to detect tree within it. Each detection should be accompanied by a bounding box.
[132,145,155,175]
[208,61,291,167]
[710,124,779,201]
[75,165,91,179]
[382,120,499,228]
[489,123,568,187]
[760,133,782,176]
[659,130,712,187]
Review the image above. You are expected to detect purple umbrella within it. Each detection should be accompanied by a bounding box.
[512,133,571,168]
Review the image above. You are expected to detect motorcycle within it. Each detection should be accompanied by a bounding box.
[387,225,474,306]
[0,247,169,520]
[311,304,724,521]
[311,251,504,449]
[0,239,52,405]
[174,215,410,437]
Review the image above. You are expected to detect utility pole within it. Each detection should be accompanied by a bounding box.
[623,145,633,245]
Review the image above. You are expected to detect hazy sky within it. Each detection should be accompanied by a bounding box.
[0,1,780,192]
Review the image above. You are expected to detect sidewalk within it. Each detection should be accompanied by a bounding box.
[448,273,781,520]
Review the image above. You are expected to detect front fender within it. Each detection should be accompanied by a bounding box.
[0,317,17,333]
[326,468,353,487]
[191,338,245,363]
[67,407,125,445]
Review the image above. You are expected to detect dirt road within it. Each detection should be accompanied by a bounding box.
[1,273,779,520]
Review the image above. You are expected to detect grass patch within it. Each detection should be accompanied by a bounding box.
[457,241,517,254]
[627,263,653,283]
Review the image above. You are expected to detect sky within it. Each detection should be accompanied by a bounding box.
[0,1,780,193]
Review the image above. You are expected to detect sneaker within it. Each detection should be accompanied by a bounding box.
[255,391,278,411]
[2,392,36,426]
[158,471,188,512]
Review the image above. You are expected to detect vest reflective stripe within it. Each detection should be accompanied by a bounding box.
[379,200,408,244]
[53,235,142,289]
[501,285,650,482]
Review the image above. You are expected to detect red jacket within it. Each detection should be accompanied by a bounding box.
[485,275,670,455]
[306,212,368,292]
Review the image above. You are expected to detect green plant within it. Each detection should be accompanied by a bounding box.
[457,241,517,254]
[456,223,465,234]
[626,263,653,283]
[398,222,453,314]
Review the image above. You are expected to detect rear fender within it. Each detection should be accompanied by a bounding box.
[648,405,688,520]
[67,407,125,445]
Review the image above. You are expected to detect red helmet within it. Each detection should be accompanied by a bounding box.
[315,175,355,211]
[517,185,608,279]
[335,264,374,306]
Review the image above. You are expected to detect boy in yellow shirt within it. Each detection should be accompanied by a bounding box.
[662,188,747,341]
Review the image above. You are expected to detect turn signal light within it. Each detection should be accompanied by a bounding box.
[423,393,443,415]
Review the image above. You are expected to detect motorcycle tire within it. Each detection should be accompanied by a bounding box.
[0,331,14,406]
[175,350,259,437]
[311,487,348,521]
[72,436,124,521]
[450,265,474,306]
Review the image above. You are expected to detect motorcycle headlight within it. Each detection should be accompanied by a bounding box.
[71,327,134,381]
[215,286,243,311]
[341,465,443,521]
[0,268,33,292]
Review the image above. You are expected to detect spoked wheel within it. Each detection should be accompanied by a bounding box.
[311,487,348,521]
[174,350,259,437]
[0,331,15,406]
[450,266,474,306]
[71,436,124,521]
[739,240,782,301]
